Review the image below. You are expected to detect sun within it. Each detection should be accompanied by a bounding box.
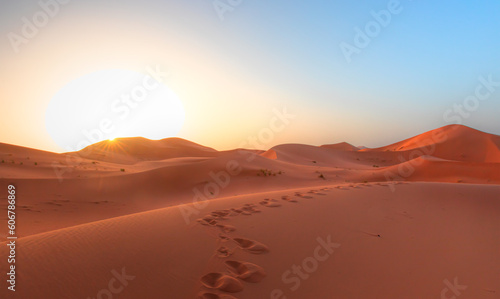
[45,69,185,151]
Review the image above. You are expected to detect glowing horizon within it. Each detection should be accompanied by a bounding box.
[1,0,499,153]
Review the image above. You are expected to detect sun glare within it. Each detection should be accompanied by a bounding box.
[45,69,185,151]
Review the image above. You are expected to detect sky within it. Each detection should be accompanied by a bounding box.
[0,0,499,152]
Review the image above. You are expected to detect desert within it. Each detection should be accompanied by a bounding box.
[0,124,499,298]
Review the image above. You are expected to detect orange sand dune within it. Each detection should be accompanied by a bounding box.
[268,143,358,167]
[260,149,278,160]
[0,125,499,298]
[320,142,359,151]
[364,125,500,163]
[374,155,500,184]
[1,125,499,238]
[78,137,219,164]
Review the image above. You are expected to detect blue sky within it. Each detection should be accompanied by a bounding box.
[1,0,499,151]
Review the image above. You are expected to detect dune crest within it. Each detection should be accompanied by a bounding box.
[1,125,499,238]
[363,124,500,163]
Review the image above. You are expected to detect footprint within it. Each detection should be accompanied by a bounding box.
[233,238,269,254]
[216,224,236,233]
[308,190,326,195]
[211,210,232,219]
[212,210,231,217]
[281,196,297,203]
[198,292,237,299]
[200,273,243,293]
[198,218,218,226]
[216,246,233,257]
[201,215,217,225]
[243,205,261,213]
[197,219,207,225]
[229,208,244,216]
[241,206,260,213]
[307,189,326,195]
[259,199,281,207]
[212,214,229,220]
[219,234,231,241]
[225,260,266,283]
[294,192,313,199]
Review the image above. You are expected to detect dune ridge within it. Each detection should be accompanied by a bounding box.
[0,124,499,237]
[0,124,499,298]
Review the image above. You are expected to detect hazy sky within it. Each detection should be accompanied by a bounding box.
[1,0,499,152]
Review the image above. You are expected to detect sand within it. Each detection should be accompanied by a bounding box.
[0,124,498,298]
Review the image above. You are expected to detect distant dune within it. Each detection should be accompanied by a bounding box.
[320,142,359,151]
[0,125,499,298]
[0,124,499,236]
[363,124,500,163]
[78,137,219,163]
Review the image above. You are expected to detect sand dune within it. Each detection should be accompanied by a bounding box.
[1,125,499,237]
[379,155,500,183]
[78,137,219,164]
[364,124,500,163]
[320,142,359,151]
[0,125,499,298]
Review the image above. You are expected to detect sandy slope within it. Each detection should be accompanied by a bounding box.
[78,137,220,164]
[0,125,499,238]
[0,183,498,298]
[320,142,359,151]
[0,125,499,298]
[364,125,500,163]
